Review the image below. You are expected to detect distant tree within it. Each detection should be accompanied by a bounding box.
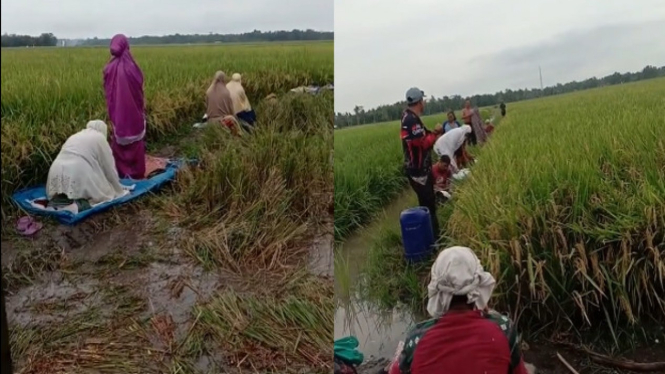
[1,32,57,47]
[0,29,332,48]
[641,65,660,80]
[353,105,364,125]
[335,65,665,128]
[79,29,333,46]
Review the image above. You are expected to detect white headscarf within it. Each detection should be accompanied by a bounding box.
[426,246,496,318]
[433,125,472,171]
[226,72,252,113]
[86,120,108,138]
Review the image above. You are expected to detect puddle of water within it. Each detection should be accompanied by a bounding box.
[334,191,419,359]
[335,301,415,359]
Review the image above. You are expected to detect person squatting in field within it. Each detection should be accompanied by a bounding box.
[45,120,130,213]
[205,71,247,136]
[432,155,453,203]
[433,125,475,173]
[401,87,443,236]
[103,34,147,180]
[226,73,257,128]
[384,246,535,374]
[485,119,495,135]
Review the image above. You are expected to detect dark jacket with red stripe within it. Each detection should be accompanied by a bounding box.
[401,109,438,178]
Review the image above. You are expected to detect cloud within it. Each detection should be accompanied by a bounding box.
[334,0,665,112]
[467,20,665,93]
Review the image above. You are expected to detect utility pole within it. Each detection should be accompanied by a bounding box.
[539,66,544,96]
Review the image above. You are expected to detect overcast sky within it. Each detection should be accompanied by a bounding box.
[1,0,333,39]
[335,0,665,113]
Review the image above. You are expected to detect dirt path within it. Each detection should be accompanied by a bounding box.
[4,207,225,372]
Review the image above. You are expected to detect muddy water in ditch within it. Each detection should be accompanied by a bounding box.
[334,192,420,360]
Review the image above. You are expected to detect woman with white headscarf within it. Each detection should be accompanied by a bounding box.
[46,120,128,208]
[433,125,474,173]
[226,73,256,127]
[385,247,534,374]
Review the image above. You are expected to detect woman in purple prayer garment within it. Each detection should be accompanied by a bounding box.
[103,34,146,179]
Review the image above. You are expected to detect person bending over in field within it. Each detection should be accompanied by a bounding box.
[432,155,453,203]
[433,125,474,173]
[442,111,461,134]
[206,71,244,136]
[384,246,535,374]
[226,73,256,129]
[401,87,443,236]
[103,34,147,180]
[46,120,129,212]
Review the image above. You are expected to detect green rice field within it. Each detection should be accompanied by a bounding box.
[338,78,665,335]
[0,42,333,216]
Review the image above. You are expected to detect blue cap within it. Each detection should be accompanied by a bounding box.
[406,87,425,104]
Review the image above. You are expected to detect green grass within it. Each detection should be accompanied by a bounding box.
[348,78,665,340]
[0,42,333,217]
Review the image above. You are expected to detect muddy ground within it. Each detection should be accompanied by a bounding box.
[3,203,333,373]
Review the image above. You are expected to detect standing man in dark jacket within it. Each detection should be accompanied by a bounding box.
[401,87,442,236]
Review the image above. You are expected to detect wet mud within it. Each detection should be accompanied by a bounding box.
[3,206,334,373]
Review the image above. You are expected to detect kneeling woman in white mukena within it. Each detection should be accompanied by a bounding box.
[46,120,129,210]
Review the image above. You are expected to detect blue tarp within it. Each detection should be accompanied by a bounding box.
[12,161,183,225]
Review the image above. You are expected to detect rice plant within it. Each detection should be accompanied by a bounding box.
[0,42,334,216]
[448,78,665,329]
